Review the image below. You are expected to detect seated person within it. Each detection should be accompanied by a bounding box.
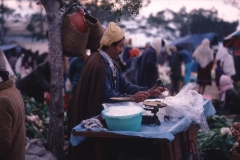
[67,22,169,160]
[218,75,240,114]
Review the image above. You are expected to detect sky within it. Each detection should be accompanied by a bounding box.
[133,0,240,46]
[140,0,240,22]
[4,0,240,22]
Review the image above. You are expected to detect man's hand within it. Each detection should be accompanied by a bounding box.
[149,87,169,98]
[130,91,150,102]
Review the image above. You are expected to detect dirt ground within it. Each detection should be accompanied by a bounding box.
[193,81,219,100]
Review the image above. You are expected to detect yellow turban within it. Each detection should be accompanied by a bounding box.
[100,22,124,49]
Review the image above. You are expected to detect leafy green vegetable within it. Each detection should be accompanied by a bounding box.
[198,115,235,160]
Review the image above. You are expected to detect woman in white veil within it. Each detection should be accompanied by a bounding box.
[193,38,214,94]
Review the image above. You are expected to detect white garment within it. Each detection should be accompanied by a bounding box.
[216,45,236,76]
[21,66,32,78]
[150,37,162,55]
[216,45,228,60]
[222,54,236,76]
[15,54,24,74]
[192,38,213,68]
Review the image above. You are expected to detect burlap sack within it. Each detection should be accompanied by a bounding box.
[85,14,105,50]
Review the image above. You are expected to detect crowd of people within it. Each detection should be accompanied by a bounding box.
[2,23,240,117]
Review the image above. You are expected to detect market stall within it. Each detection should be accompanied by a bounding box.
[70,99,215,160]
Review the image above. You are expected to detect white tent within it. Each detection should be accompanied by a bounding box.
[0,45,19,79]
[3,51,15,78]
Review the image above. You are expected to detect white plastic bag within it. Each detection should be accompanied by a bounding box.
[163,83,209,132]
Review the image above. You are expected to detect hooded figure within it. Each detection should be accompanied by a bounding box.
[219,75,240,114]
[137,37,165,88]
[0,49,25,160]
[192,38,214,94]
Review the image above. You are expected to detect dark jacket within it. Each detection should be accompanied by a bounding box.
[124,56,140,84]
[0,79,25,160]
[224,89,240,114]
[102,56,147,103]
[180,50,192,64]
[68,57,85,94]
[16,61,50,103]
[122,46,132,68]
[169,52,182,79]
[137,47,159,88]
[215,60,224,89]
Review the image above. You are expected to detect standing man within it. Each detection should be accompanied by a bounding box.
[122,38,132,70]
[169,45,182,96]
[67,22,167,160]
[137,37,165,88]
[177,46,193,85]
[68,50,88,95]
[0,49,25,160]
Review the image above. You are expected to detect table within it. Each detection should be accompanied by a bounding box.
[71,99,215,160]
[73,124,200,160]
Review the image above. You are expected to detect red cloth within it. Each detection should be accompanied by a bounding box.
[129,48,140,59]
[234,47,240,56]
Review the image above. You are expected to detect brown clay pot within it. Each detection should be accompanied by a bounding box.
[69,9,87,33]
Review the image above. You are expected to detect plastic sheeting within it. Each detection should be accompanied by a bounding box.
[70,98,215,146]
[163,83,209,132]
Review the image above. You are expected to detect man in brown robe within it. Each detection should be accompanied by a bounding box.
[67,22,167,160]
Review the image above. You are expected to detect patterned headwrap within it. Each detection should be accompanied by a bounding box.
[100,22,124,49]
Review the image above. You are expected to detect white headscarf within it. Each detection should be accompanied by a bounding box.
[150,37,162,55]
[192,38,213,68]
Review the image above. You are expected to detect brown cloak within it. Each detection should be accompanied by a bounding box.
[67,52,105,136]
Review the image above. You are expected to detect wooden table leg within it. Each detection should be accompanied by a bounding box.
[160,139,175,160]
